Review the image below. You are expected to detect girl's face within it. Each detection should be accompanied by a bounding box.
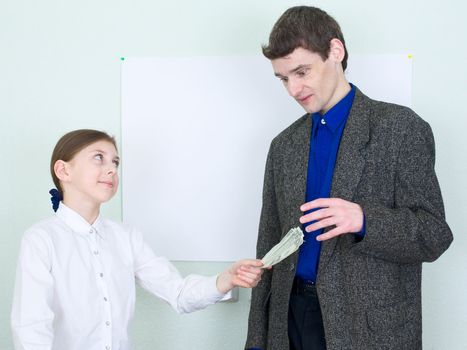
[63,140,120,206]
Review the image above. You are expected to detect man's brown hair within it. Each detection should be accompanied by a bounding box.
[262,6,348,71]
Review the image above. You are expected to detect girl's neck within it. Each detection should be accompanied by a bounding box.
[62,197,101,225]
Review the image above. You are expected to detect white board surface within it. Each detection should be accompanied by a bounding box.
[121,54,412,261]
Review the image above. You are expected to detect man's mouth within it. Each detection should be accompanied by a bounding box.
[298,94,312,103]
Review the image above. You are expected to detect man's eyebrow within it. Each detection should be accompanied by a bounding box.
[274,64,311,78]
[289,64,311,74]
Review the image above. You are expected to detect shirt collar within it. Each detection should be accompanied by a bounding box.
[56,203,106,239]
[312,83,356,133]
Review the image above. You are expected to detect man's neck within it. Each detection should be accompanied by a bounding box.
[320,80,351,115]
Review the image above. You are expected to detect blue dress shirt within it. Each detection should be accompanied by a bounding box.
[296,84,359,282]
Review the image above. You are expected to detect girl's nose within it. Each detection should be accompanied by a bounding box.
[107,164,117,175]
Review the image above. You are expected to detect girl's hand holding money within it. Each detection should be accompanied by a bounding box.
[216,259,264,294]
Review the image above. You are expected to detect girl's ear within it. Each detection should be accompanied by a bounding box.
[54,160,70,182]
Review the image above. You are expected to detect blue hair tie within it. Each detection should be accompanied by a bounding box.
[49,189,62,212]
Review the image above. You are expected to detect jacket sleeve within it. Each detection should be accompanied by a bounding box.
[11,231,55,350]
[353,117,453,263]
[245,141,282,349]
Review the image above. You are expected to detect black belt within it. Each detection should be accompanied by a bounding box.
[291,277,317,295]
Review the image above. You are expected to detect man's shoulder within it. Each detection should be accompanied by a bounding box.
[371,99,417,121]
[357,91,431,132]
[271,113,309,145]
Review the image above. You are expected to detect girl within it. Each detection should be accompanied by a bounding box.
[11,129,263,350]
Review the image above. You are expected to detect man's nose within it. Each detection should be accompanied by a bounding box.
[287,79,302,98]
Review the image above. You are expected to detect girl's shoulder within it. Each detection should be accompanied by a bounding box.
[23,216,61,238]
[20,216,62,252]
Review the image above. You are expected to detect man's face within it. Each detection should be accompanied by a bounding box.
[271,47,344,114]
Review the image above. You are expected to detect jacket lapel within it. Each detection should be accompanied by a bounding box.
[318,88,371,272]
[284,115,311,237]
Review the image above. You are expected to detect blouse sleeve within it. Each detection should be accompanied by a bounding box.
[11,229,55,350]
[129,227,226,314]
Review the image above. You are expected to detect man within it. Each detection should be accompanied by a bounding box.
[245,6,452,350]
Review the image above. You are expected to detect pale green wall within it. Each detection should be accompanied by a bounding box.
[1,0,466,349]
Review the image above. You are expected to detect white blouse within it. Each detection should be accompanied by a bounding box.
[11,203,225,350]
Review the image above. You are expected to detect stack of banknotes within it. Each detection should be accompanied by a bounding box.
[261,227,304,268]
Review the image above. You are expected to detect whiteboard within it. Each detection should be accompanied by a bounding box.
[121,54,412,261]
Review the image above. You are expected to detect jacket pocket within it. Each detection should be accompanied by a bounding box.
[366,299,416,332]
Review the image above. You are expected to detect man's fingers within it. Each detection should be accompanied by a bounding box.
[316,226,345,241]
[299,208,332,224]
[300,198,341,212]
[304,217,337,232]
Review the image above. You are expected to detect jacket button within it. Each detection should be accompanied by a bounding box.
[290,263,295,271]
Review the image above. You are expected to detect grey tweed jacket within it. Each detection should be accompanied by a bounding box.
[245,88,453,350]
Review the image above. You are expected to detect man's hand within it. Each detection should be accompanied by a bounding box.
[216,259,264,294]
[299,198,364,241]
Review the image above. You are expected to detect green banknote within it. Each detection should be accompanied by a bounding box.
[261,227,304,268]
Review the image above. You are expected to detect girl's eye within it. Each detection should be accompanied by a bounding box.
[113,159,120,167]
[94,154,104,161]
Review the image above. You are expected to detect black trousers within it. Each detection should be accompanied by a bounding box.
[288,278,327,350]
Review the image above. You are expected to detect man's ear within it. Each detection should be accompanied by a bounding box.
[329,38,346,64]
[54,160,70,182]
